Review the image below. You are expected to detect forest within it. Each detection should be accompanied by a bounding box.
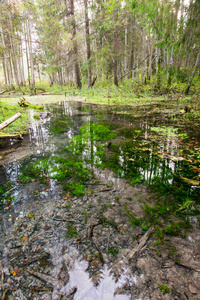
[0,0,199,95]
[0,0,200,299]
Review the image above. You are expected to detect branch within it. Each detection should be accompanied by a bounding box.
[0,113,21,131]
[118,50,155,81]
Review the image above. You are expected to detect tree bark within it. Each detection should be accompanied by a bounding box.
[84,0,92,88]
[26,14,35,87]
[70,0,82,89]
[113,19,118,87]
[185,52,200,95]
[0,113,21,131]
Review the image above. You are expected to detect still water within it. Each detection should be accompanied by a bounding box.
[0,98,198,299]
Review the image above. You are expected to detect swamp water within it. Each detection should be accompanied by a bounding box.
[0,97,200,299]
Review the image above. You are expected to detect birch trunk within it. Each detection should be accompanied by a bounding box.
[26,15,35,87]
[0,113,21,131]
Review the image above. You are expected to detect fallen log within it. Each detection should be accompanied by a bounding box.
[0,90,6,95]
[0,113,21,131]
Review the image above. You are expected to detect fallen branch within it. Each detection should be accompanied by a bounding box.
[111,227,155,271]
[0,90,6,95]
[89,221,105,263]
[175,261,200,272]
[26,270,63,288]
[1,267,7,300]
[99,188,112,192]
[0,113,21,131]
[89,222,102,239]
[92,239,105,264]
[127,226,155,260]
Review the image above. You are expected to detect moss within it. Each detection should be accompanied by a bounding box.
[157,283,172,294]
[66,223,78,238]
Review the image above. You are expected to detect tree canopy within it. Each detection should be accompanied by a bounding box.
[0,0,199,92]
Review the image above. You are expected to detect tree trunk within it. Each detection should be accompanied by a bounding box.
[26,15,35,87]
[70,0,82,89]
[84,0,92,88]
[0,27,8,86]
[24,21,31,86]
[113,20,118,87]
[124,17,127,79]
[185,52,200,95]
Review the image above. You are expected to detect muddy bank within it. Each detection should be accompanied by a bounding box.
[0,168,200,299]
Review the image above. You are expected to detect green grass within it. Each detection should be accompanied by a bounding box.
[0,101,29,135]
[0,100,44,136]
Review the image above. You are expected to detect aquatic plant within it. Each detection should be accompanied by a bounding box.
[157,283,172,294]
[66,223,78,238]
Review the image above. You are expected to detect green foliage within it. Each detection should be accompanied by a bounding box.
[157,283,172,294]
[123,202,142,227]
[0,101,29,135]
[68,181,85,196]
[66,223,78,238]
[49,118,71,134]
[33,114,40,120]
[106,248,119,256]
[106,203,113,208]
[80,123,116,141]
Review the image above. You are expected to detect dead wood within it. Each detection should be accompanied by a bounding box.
[26,270,63,288]
[127,226,155,260]
[89,221,105,263]
[111,227,155,272]
[91,76,97,87]
[175,261,200,272]
[89,221,102,239]
[1,267,7,300]
[0,113,21,131]
[99,188,112,192]
[0,90,6,95]
[92,239,105,264]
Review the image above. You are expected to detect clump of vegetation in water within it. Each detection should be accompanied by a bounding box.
[150,126,188,139]
[49,118,71,134]
[107,248,119,256]
[79,122,116,141]
[157,283,172,294]
[66,223,78,238]
[18,121,116,197]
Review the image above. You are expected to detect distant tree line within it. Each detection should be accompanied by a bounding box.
[0,0,199,94]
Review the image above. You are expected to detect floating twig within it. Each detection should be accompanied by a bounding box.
[99,188,112,192]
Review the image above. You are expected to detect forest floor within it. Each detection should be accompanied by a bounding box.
[0,93,200,299]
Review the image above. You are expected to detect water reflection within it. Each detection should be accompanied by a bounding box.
[0,99,198,299]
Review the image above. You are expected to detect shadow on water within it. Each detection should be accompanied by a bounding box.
[0,99,199,299]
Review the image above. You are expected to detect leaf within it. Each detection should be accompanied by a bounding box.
[22,236,29,242]
[29,213,34,218]
[11,268,21,276]
[43,225,50,231]
[93,258,99,265]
